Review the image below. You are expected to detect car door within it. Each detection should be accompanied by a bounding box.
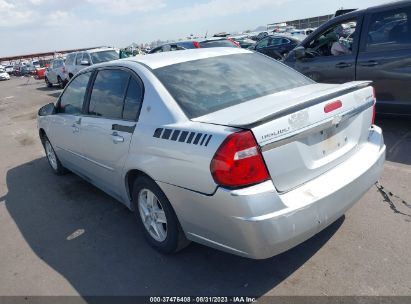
[356,4,411,114]
[47,71,93,173]
[47,61,57,83]
[292,16,361,83]
[79,68,143,199]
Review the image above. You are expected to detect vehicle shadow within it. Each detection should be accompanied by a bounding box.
[36,86,62,92]
[4,158,343,296]
[375,115,411,166]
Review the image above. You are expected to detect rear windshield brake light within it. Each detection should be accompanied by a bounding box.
[324,100,342,113]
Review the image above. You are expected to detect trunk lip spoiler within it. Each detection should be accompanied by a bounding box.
[260,98,374,152]
[229,81,372,129]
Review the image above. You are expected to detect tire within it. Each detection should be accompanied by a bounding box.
[132,176,190,254]
[42,136,67,175]
[45,77,52,87]
[57,76,65,89]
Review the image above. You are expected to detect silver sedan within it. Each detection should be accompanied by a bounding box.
[37,48,385,259]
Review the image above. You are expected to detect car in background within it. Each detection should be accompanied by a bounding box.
[0,68,10,80]
[15,65,36,76]
[249,35,301,60]
[65,48,119,79]
[284,0,411,115]
[45,58,68,88]
[148,37,239,53]
[289,28,315,36]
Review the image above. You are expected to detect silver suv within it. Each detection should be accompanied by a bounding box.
[45,58,68,88]
[65,48,119,79]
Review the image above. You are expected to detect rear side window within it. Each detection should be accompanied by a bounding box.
[88,69,129,119]
[366,7,411,52]
[123,78,143,120]
[199,40,236,48]
[154,53,312,118]
[59,72,92,114]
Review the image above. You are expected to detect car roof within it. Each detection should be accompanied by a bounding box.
[124,47,252,69]
[67,48,116,56]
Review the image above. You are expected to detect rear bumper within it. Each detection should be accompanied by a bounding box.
[158,126,385,259]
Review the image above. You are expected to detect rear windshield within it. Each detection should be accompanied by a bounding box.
[154,53,313,118]
[90,50,119,64]
[199,40,236,48]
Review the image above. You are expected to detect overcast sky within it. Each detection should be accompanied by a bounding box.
[0,0,394,57]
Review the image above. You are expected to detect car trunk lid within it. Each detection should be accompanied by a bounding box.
[194,81,375,192]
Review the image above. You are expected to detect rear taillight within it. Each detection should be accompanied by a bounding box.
[193,41,200,48]
[210,130,270,188]
[372,87,376,124]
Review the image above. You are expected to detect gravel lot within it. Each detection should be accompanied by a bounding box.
[0,76,410,296]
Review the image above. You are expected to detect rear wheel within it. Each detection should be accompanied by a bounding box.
[45,77,52,87]
[57,76,65,89]
[132,176,190,253]
[43,137,67,175]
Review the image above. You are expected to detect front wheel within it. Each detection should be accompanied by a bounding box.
[45,77,52,87]
[43,137,67,175]
[132,176,190,254]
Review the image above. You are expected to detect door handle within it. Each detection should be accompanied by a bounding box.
[111,132,124,144]
[335,62,352,68]
[359,60,379,67]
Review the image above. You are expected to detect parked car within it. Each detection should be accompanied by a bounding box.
[249,35,301,60]
[148,38,239,53]
[4,65,14,75]
[45,58,68,88]
[15,65,36,76]
[0,68,10,80]
[284,1,411,115]
[38,48,385,259]
[65,48,119,79]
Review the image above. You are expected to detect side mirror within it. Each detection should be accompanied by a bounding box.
[38,103,56,116]
[80,60,90,66]
[294,46,306,59]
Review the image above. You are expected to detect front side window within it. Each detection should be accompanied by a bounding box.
[88,69,129,119]
[83,53,91,63]
[306,19,357,56]
[154,53,313,118]
[366,7,410,52]
[59,72,92,114]
[75,53,83,65]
